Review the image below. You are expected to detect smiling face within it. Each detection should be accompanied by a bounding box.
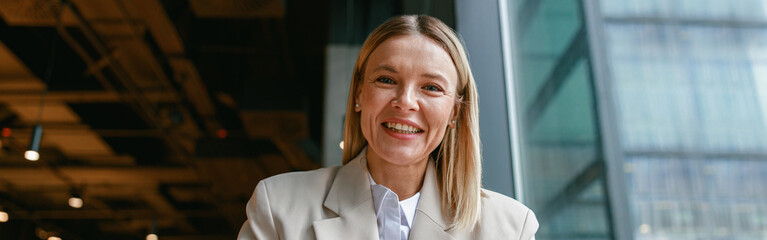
[355,34,460,167]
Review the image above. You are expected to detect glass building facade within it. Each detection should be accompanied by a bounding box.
[508,0,767,239]
[510,0,612,239]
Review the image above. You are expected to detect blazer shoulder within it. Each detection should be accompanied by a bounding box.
[479,189,539,239]
[259,166,342,200]
[480,189,532,214]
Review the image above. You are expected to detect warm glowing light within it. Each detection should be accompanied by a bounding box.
[68,197,83,208]
[339,140,344,150]
[47,237,61,240]
[146,233,158,240]
[0,211,8,222]
[216,129,228,139]
[25,150,39,161]
[1,127,11,137]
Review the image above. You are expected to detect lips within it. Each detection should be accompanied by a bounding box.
[382,122,423,134]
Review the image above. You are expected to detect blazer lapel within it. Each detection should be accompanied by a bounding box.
[313,148,378,240]
[409,160,456,240]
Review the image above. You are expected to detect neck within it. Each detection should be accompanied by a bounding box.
[366,152,428,201]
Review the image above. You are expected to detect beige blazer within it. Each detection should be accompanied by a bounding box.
[237,148,538,240]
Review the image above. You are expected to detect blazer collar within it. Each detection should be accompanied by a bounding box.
[410,159,455,240]
[322,147,372,214]
[313,147,378,240]
[313,147,455,240]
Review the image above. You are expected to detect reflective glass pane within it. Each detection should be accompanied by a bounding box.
[601,0,767,239]
[510,0,613,239]
[601,0,767,21]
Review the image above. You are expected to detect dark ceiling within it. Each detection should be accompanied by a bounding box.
[0,0,454,238]
[0,0,328,239]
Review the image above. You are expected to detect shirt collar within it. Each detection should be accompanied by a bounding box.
[367,167,421,228]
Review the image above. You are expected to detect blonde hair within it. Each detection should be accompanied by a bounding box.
[342,15,482,231]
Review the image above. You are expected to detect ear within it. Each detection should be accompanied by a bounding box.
[448,101,461,128]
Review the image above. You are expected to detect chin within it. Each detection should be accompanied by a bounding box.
[375,145,428,165]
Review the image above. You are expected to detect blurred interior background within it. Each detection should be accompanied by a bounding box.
[0,0,765,239]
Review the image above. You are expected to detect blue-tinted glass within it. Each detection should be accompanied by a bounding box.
[510,0,613,239]
[600,0,767,239]
[601,0,767,21]
[517,0,582,105]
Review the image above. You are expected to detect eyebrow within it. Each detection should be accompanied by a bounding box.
[372,64,449,83]
[372,64,398,74]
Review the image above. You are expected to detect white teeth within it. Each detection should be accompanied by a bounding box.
[384,122,422,134]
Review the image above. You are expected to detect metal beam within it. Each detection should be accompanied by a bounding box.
[28,209,220,220]
[524,26,588,129]
[604,16,767,28]
[499,0,526,201]
[196,44,284,55]
[583,0,638,239]
[536,159,604,223]
[0,167,200,186]
[456,0,516,196]
[0,91,178,103]
[625,149,767,161]
[8,124,178,138]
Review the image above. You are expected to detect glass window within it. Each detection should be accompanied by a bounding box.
[509,0,613,239]
[600,0,767,239]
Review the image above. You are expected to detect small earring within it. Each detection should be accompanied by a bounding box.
[451,120,456,124]
[355,103,360,108]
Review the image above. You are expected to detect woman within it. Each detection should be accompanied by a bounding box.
[238,15,538,240]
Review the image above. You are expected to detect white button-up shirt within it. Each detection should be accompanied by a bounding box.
[369,174,420,240]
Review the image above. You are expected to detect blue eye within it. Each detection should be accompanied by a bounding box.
[376,77,395,84]
[424,85,443,92]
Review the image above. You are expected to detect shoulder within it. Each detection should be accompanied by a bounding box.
[262,166,341,186]
[240,166,344,239]
[479,189,532,215]
[258,166,342,199]
[477,189,539,239]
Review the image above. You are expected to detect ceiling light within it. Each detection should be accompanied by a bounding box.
[68,197,82,209]
[146,218,158,240]
[48,237,62,240]
[25,150,40,161]
[25,125,43,161]
[146,233,158,240]
[68,190,83,208]
[339,140,344,150]
[0,209,8,222]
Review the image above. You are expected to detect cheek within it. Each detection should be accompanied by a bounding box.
[425,100,456,129]
[361,84,391,105]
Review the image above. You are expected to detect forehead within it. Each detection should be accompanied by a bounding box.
[365,35,458,83]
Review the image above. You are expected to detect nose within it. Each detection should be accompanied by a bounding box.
[392,85,419,111]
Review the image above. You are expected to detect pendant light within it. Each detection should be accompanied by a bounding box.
[146,219,158,240]
[27,0,62,161]
[0,205,8,222]
[24,124,43,161]
[68,189,83,208]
